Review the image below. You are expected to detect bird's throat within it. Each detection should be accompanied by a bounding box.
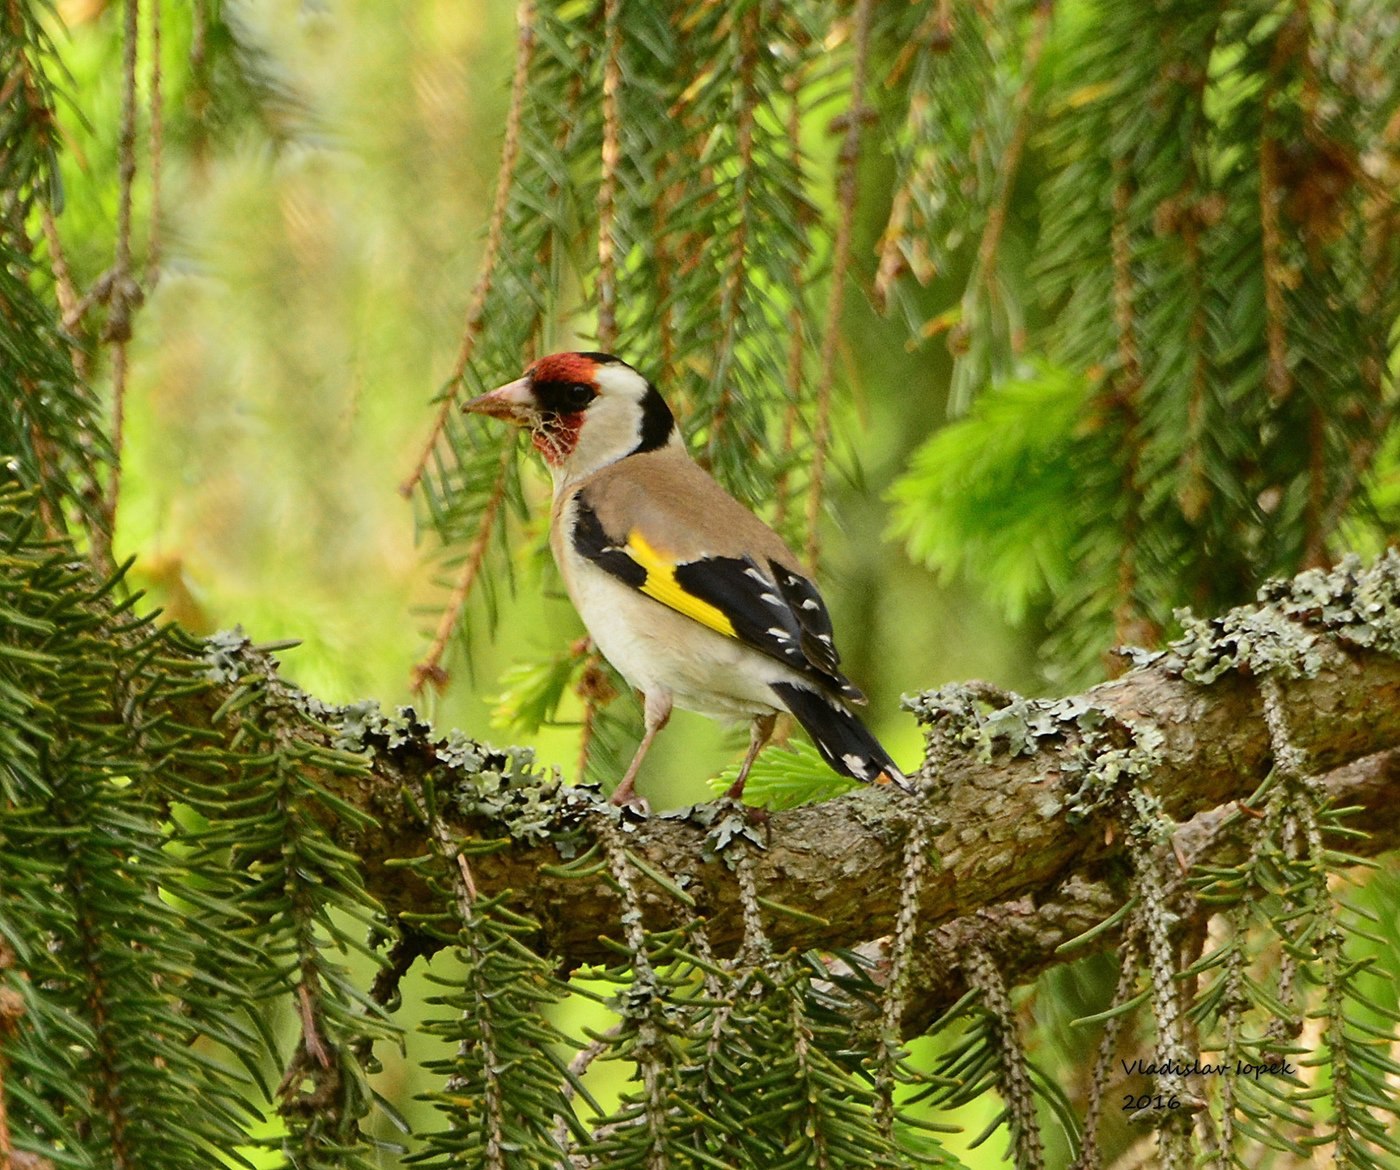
[531,415,584,467]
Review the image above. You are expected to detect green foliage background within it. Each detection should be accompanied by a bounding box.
[101,0,1007,806]
[4,0,1399,1166]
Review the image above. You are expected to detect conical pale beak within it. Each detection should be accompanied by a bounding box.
[462,376,535,425]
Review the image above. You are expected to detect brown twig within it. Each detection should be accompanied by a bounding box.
[805,0,874,572]
[145,0,164,285]
[572,642,616,784]
[410,445,514,693]
[964,0,1051,326]
[399,0,537,499]
[39,207,80,335]
[702,4,761,468]
[595,0,622,351]
[38,212,97,542]
[99,0,143,568]
[1108,161,1154,653]
[773,235,805,536]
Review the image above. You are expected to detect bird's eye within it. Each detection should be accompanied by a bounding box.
[564,383,594,410]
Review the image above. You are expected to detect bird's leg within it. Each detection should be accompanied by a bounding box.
[610,691,672,808]
[725,712,778,803]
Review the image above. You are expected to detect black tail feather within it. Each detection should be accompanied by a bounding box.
[771,682,912,793]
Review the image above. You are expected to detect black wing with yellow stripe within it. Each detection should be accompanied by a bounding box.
[571,497,864,702]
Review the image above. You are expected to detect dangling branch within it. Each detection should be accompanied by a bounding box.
[1108,158,1152,652]
[872,811,930,1138]
[964,942,1047,1170]
[702,3,761,468]
[595,0,622,350]
[411,444,514,692]
[1258,117,1290,406]
[773,58,807,531]
[805,0,874,571]
[98,0,144,568]
[963,0,1051,333]
[399,0,537,499]
[1070,933,1142,1170]
[145,0,164,285]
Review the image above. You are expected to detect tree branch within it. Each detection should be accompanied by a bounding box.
[892,747,1400,1038]
[191,557,1400,996]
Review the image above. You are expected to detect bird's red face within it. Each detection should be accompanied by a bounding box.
[462,353,602,467]
[464,352,676,480]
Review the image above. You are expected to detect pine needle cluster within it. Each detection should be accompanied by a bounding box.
[5,2,1400,1169]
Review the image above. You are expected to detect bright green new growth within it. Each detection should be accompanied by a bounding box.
[5,1,1400,1169]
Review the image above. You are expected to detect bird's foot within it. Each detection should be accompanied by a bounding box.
[741,803,769,827]
[718,787,768,827]
[609,782,650,816]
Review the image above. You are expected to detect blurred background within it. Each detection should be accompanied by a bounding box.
[51,2,1028,1161]
[39,0,1399,1163]
[66,0,1031,809]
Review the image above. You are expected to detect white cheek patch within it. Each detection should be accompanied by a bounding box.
[555,393,645,482]
[592,364,651,400]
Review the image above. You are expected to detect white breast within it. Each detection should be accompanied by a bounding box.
[552,498,791,723]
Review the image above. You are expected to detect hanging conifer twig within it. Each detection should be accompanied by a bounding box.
[411,443,514,692]
[99,0,143,567]
[594,0,622,351]
[806,0,874,572]
[399,0,537,500]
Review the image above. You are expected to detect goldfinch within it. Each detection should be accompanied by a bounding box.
[463,352,909,807]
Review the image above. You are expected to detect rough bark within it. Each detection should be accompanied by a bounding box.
[264,638,1400,967]
[190,555,1400,1031]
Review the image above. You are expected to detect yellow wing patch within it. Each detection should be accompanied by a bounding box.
[624,531,737,638]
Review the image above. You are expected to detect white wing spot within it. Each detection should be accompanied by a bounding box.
[766,627,792,641]
[760,592,782,605]
[842,753,871,778]
[745,567,769,584]
[800,599,820,611]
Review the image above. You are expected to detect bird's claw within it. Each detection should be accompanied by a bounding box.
[609,788,651,816]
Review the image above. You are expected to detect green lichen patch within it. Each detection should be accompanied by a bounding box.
[902,685,1165,824]
[1155,552,1400,684]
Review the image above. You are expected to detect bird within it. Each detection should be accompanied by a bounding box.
[462,351,909,808]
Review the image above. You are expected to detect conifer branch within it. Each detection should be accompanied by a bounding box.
[188,558,1400,986]
[99,0,143,564]
[0,943,19,1166]
[72,898,133,1169]
[1258,52,1292,406]
[411,443,513,693]
[963,0,1050,343]
[399,0,536,499]
[872,809,929,1139]
[805,0,873,571]
[144,0,164,285]
[773,64,807,533]
[594,0,621,351]
[1108,161,1149,650]
[1070,933,1142,1170]
[963,943,1046,1170]
[701,3,760,470]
